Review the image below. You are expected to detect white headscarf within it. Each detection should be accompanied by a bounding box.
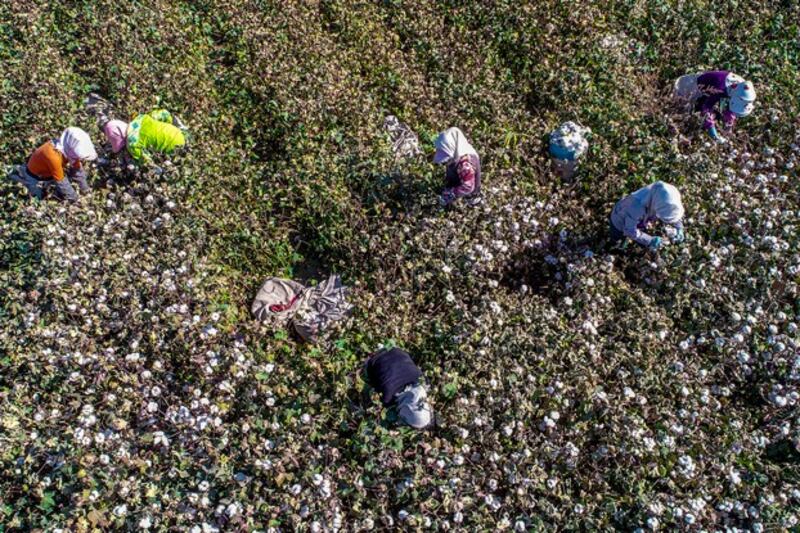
[433,127,478,165]
[650,181,684,224]
[396,383,433,429]
[53,127,97,163]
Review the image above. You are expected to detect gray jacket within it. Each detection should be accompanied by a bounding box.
[610,181,684,246]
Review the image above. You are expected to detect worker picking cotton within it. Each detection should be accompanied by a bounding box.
[8,127,97,201]
[103,109,187,166]
[673,71,756,143]
[433,127,481,206]
[549,121,591,179]
[610,181,686,250]
[365,347,433,429]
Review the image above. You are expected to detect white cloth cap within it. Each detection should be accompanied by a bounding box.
[53,127,97,163]
[433,127,477,164]
[651,181,684,224]
[396,383,433,429]
[727,76,756,117]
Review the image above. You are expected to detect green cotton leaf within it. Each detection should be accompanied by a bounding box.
[38,491,55,512]
[255,372,271,381]
[443,381,458,400]
[390,435,404,451]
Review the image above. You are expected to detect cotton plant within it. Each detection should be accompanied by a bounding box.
[2,1,800,531]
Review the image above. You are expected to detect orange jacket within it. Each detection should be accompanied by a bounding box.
[27,141,81,181]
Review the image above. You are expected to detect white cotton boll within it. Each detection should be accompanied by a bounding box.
[623,387,635,399]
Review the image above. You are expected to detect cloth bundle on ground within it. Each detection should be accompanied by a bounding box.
[251,275,352,343]
[549,121,591,161]
[365,348,432,429]
[383,115,421,159]
[610,181,685,248]
[103,109,186,164]
[433,127,481,205]
[85,93,114,126]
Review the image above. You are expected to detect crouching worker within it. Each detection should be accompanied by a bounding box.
[365,347,433,429]
[549,121,591,179]
[9,127,97,201]
[610,181,685,251]
[433,127,481,206]
[103,109,186,166]
[673,71,756,143]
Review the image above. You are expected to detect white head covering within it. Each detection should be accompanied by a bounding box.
[650,181,684,224]
[53,127,97,163]
[728,81,756,117]
[433,127,478,165]
[395,383,433,429]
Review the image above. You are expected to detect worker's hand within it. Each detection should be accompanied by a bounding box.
[672,228,685,243]
[649,237,664,251]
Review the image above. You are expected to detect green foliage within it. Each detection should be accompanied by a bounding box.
[1,0,799,531]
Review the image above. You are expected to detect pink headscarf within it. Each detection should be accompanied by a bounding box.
[103,120,129,153]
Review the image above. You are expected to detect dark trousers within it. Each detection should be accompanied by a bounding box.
[10,166,89,201]
[609,217,625,243]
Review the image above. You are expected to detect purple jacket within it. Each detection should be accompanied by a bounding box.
[695,71,737,131]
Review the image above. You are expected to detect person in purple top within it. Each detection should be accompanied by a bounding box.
[673,70,756,143]
[433,127,481,206]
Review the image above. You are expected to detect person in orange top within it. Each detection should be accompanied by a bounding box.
[10,127,97,201]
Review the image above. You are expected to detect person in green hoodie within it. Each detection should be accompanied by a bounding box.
[102,110,186,166]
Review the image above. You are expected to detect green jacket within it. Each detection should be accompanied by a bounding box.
[126,110,186,163]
